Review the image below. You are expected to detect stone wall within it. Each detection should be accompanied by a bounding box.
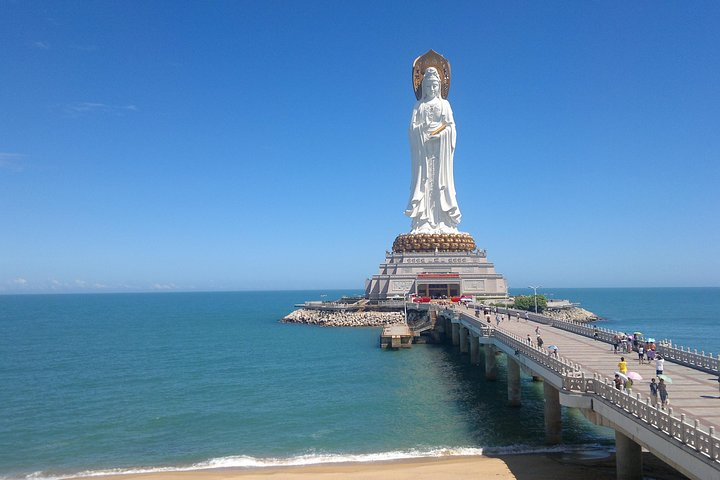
[282,309,405,327]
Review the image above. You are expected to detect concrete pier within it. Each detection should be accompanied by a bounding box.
[459,326,469,354]
[507,357,521,406]
[469,334,480,365]
[543,381,562,444]
[380,325,413,349]
[484,345,497,380]
[427,304,720,479]
[615,431,643,480]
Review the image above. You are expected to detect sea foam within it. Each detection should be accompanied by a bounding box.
[12,444,612,480]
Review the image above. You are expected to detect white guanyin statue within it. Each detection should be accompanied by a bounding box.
[405,66,461,234]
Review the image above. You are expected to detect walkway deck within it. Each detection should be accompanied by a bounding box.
[439,304,720,479]
[462,306,720,431]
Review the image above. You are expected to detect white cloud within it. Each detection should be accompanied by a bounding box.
[12,278,27,285]
[152,283,177,291]
[0,152,26,172]
[62,102,138,117]
[33,41,50,49]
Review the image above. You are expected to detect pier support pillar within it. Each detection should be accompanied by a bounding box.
[459,326,469,354]
[507,357,521,406]
[484,345,497,380]
[451,322,459,346]
[469,334,479,365]
[543,382,562,444]
[615,431,642,480]
[432,314,444,335]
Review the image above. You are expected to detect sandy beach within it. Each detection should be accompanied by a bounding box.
[71,452,686,480]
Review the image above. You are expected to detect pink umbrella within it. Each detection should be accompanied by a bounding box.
[627,371,643,381]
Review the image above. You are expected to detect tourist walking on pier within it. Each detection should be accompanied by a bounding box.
[614,374,623,390]
[649,378,659,407]
[612,334,620,353]
[646,348,655,362]
[624,377,633,394]
[638,345,645,364]
[536,336,544,348]
[658,378,669,409]
[618,357,628,375]
[526,334,532,345]
[655,355,665,376]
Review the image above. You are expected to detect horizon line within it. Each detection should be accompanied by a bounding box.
[1,285,719,297]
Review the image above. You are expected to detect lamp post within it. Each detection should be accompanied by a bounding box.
[528,285,542,313]
[404,292,409,325]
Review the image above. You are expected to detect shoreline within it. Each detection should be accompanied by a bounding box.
[66,451,687,480]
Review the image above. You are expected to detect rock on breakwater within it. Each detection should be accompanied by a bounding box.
[282,309,405,327]
[543,307,599,323]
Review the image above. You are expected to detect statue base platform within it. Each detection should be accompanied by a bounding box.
[364,238,508,302]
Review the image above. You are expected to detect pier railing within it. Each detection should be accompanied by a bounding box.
[490,306,719,375]
[562,372,720,464]
[541,317,719,375]
[491,327,584,375]
[544,317,617,344]
[446,305,720,470]
[449,309,584,375]
[295,301,359,311]
[298,299,407,311]
[656,342,719,375]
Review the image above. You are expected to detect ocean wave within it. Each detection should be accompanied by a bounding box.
[11,444,610,480]
[193,447,486,469]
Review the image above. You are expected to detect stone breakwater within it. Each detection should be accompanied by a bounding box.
[282,309,405,327]
[543,307,599,323]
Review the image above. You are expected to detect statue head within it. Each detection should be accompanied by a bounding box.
[422,67,441,100]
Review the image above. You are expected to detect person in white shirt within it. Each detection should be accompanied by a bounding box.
[655,356,664,376]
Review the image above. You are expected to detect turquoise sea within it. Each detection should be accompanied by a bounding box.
[0,288,718,479]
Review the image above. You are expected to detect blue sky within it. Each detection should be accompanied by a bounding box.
[2,1,719,293]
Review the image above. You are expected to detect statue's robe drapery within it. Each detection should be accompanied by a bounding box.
[405,97,461,233]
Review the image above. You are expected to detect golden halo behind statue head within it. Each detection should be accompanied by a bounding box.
[412,49,451,100]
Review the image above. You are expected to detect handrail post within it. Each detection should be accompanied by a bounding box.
[710,426,716,460]
[681,413,687,443]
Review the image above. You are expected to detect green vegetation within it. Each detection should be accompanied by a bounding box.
[512,294,548,313]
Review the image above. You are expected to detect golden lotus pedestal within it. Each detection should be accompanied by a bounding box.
[392,233,476,253]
